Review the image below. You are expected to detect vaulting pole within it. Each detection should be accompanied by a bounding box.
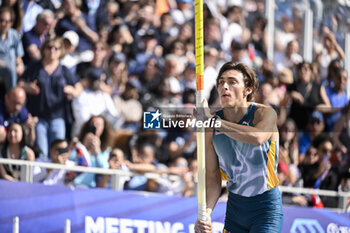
[195,0,206,221]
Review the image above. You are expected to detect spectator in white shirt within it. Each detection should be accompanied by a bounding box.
[33,139,75,186]
[71,67,118,137]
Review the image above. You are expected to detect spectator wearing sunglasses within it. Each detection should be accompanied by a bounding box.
[19,37,83,159]
[33,139,75,186]
[304,134,350,208]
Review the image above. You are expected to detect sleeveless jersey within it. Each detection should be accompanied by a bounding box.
[212,103,279,197]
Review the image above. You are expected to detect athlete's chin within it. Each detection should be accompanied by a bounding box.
[221,100,235,108]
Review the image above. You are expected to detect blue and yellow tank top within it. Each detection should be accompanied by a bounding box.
[212,103,279,197]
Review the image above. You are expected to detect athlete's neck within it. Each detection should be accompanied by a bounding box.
[223,101,251,123]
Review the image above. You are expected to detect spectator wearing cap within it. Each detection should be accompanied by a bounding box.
[71,67,118,136]
[22,9,54,67]
[129,27,161,76]
[55,0,99,56]
[61,30,81,72]
[298,111,326,159]
[106,52,128,97]
[19,37,83,159]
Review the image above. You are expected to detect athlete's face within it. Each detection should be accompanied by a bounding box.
[217,70,252,107]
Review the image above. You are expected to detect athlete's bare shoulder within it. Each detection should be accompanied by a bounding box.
[252,103,277,123]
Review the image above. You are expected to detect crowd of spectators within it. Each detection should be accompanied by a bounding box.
[0,0,350,209]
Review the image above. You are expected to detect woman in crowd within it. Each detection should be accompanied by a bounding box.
[279,118,299,166]
[287,61,331,130]
[0,0,23,31]
[0,122,35,181]
[70,115,113,188]
[19,37,82,159]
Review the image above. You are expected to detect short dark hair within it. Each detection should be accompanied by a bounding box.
[216,62,259,101]
[312,134,332,149]
[50,139,67,149]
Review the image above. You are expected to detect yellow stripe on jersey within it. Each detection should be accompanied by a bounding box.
[266,141,279,189]
[220,169,229,181]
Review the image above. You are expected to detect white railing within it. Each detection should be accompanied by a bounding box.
[0,158,179,190]
[0,158,349,211]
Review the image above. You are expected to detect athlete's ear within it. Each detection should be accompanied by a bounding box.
[243,87,253,98]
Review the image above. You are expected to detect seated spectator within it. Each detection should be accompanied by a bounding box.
[279,118,299,166]
[125,143,163,191]
[299,145,320,187]
[33,139,75,186]
[325,68,348,131]
[0,7,24,92]
[19,37,83,159]
[97,148,130,189]
[302,134,350,208]
[0,87,37,146]
[71,67,118,136]
[22,9,54,66]
[113,80,142,131]
[147,156,191,196]
[70,115,113,188]
[299,111,326,160]
[278,161,308,207]
[0,122,35,181]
